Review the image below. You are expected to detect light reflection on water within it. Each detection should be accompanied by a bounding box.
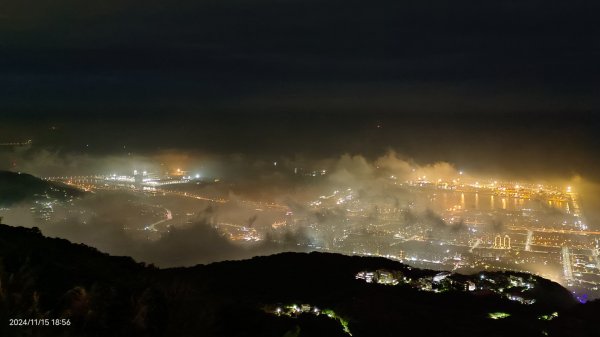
[420,190,566,213]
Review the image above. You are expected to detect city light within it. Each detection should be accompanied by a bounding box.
[488,312,510,320]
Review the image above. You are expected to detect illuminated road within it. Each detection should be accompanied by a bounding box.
[508,226,600,236]
[145,209,172,232]
[525,230,533,251]
[469,238,482,253]
[48,176,289,211]
[0,140,32,146]
[562,247,574,283]
[159,189,227,203]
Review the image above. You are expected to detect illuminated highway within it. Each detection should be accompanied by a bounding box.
[562,247,574,283]
[525,230,533,251]
[507,226,600,236]
[145,209,172,232]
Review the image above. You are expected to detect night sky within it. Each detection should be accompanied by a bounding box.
[1,0,599,181]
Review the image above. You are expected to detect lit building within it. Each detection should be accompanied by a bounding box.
[494,235,502,249]
[503,235,511,249]
[493,234,511,249]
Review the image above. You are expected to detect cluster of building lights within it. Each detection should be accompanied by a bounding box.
[268,304,352,336]
[356,269,537,304]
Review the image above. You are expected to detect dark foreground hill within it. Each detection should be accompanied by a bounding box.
[0,224,597,337]
[0,171,83,206]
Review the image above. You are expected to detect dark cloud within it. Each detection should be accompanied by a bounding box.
[0,0,599,119]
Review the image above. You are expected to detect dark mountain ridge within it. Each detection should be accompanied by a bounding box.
[0,171,83,206]
[0,223,597,337]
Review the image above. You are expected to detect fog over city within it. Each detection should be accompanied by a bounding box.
[0,147,465,263]
[1,138,598,280]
